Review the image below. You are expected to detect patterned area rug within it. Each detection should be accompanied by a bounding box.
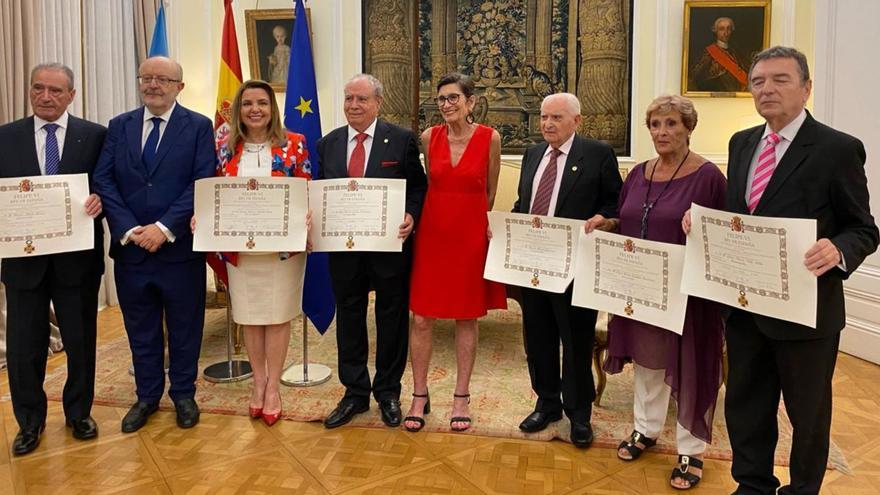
[44,301,849,472]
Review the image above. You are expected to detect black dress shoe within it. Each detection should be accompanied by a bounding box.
[378,399,402,427]
[66,416,99,440]
[518,410,563,433]
[570,422,594,449]
[175,398,200,429]
[323,401,369,429]
[121,401,159,433]
[12,424,45,456]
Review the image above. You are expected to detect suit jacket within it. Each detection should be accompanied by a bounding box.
[727,111,878,339]
[93,104,215,264]
[0,115,106,289]
[513,134,622,221]
[316,119,427,279]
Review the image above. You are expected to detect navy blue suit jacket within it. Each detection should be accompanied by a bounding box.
[93,104,215,264]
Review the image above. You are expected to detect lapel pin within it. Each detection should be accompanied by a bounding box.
[571,166,578,172]
[384,138,389,143]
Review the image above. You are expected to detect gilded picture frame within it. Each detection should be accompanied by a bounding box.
[245,8,311,93]
[681,0,771,98]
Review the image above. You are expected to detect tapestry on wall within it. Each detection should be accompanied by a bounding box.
[363,0,634,155]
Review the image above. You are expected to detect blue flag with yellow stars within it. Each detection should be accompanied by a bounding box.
[284,0,336,334]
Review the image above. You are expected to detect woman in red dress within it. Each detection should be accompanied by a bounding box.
[405,73,507,432]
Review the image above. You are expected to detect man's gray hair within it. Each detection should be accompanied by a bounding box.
[748,45,811,85]
[346,73,384,98]
[541,92,581,115]
[713,17,735,32]
[30,63,75,89]
[140,56,184,80]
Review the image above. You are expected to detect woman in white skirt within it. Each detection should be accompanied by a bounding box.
[204,79,313,426]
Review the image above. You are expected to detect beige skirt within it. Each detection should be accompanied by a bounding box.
[226,253,306,325]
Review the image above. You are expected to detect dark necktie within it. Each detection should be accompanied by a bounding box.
[348,132,368,177]
[142,116,163,173]
[530,148,561,216]
[43,123,60,175]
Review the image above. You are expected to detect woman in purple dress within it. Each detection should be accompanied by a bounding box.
[585,95,726,490]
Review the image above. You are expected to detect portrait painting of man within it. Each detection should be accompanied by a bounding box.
[682,1,770,97]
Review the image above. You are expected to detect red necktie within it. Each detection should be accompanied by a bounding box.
[531,148,561,216]
[748,132,781,212]
[348,132,368,177]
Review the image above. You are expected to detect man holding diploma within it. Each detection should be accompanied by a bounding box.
[0,63,106,455]
[316,74,427,429]
[684,47,878,494]
[512,92,622,447]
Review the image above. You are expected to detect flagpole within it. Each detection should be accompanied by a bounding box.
[281,314,332,386]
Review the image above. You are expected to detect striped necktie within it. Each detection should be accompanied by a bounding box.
[530,148,561,216]
[43,123,60,175]
[748,132,781,213]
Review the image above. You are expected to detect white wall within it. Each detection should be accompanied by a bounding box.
[814,0,880,363]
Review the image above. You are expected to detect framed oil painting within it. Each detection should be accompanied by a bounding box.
[682,0,771,97]
[245,8,310,93]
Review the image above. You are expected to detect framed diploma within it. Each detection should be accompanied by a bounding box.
[681,204,817,327]
[0,173,93,258]
[572,230,688,334]
[484,211,583,293]
[308,178,406,252]
[193,176,309,252]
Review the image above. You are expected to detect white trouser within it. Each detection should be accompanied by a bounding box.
[632,363,706,456]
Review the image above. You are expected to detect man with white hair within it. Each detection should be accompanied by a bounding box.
[689,16,749,92]
[513,92,622,448]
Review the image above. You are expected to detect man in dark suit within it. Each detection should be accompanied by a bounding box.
[316,74,427,429]
[93,56,215,433]
[513,93,622,447]
[702,46,877,494]
[0,63,106,455]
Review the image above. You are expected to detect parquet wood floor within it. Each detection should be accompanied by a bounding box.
[2,307,879,494]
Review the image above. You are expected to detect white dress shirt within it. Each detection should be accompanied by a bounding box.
[529,132,575,217]
[346,118,378,174]
[34,112,69,175]
[744,108,807,204]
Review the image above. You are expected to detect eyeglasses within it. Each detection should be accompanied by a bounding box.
[137,75,181,86]
[433,93,462,106]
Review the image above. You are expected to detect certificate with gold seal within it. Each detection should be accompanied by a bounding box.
[484,211,583,293]
[681,203,817,328]
[308,178,405,252]
[193,176,308,252]
[0,173,93,258]
[572,230,688,334]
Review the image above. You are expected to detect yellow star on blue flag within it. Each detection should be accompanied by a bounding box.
[294,96,313,118]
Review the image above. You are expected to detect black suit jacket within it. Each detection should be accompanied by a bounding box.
[0,115,107,290]
[727,112,878,339]
[513,134,621,221]
[316,119,427,279]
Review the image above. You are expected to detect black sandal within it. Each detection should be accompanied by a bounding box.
[450,393,471,432]
[403,392,430,432]
[670,454,703,490]
[617,430,657,461]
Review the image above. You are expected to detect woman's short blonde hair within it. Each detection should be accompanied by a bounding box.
[644,94,698,131]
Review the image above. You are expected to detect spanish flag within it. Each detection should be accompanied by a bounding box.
[209,0,243,284]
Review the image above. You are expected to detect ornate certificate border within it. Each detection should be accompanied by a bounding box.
[593,237,670,310]
[0,180,73,242]
[320,183,389,237]
[212,182,291,237]
[700,216,790,300]
[502,218,573,278]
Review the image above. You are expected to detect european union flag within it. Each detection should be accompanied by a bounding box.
[284,0,336,333]
[148,2,169,57]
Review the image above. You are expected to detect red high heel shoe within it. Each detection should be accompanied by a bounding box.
[262,394,282,426]
[248,406,263,419]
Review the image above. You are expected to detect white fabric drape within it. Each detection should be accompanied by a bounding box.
[0,0,41,123]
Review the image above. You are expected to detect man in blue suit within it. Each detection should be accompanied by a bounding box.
[93,56,214,433]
